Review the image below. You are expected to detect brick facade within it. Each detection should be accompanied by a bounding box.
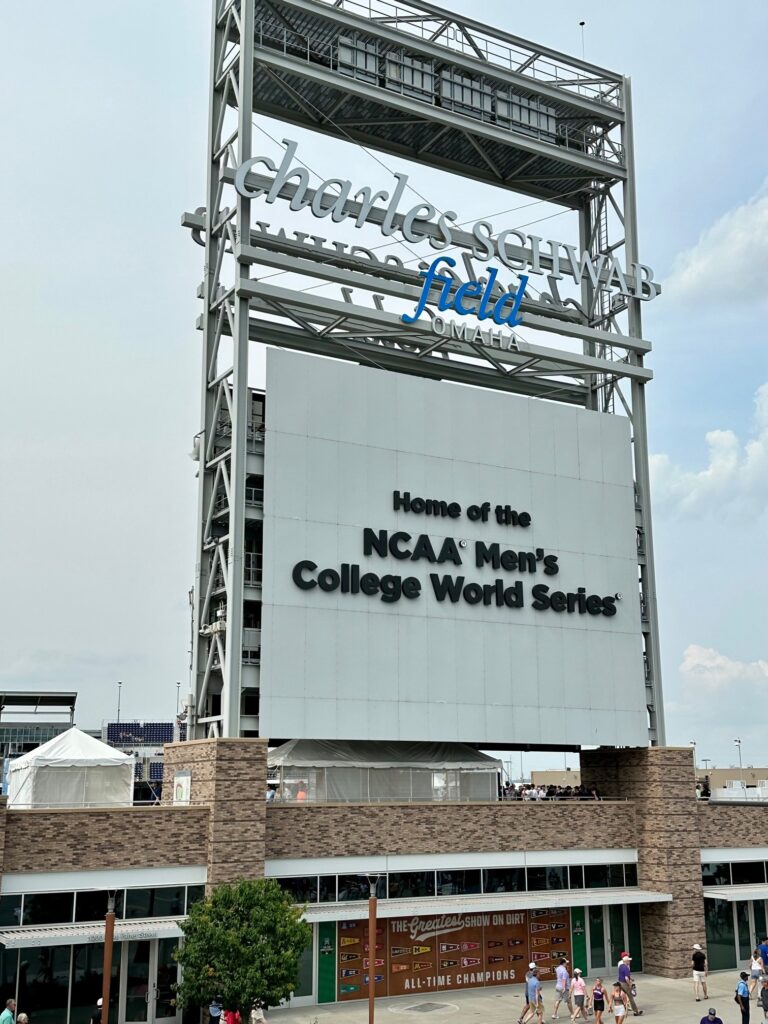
[265,799,636,859]
[697,801,768,847]
[163,738,268,885]
[1,804,209,873]
[580,746,704,979]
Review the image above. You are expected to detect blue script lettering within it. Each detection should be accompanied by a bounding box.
[402,256,528,327]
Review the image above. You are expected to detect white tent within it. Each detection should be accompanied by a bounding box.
[7,727,134,808]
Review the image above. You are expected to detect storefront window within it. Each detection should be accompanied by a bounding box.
[436,870,480,896]
[278,877,319,904]
[608,864,625,887]
[186,885,205,911]
[293,937,314,997]
[17,944,71,1022]
[22,891,74,925]
[483,868,525,893]
[704,896,737,971]
[569,866,585,890]
[70,941,121,1024]
[624,864,638,887]
[0,895,22,927]
[337,876,385,901]
[702,863,731,886]
[527,866,567,891]
[125,886,185,919]
[318,876,337,903]
[0,948,17,1009]
[387,872,435,899]
[732,862,766,886]
[736,900,752,960]
[584,865,610,889]
[75,890,125,922]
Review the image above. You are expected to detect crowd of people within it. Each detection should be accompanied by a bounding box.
[517,952,642,1024]
[502,782,602,801]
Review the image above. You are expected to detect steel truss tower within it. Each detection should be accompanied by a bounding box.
[185,0,665,743]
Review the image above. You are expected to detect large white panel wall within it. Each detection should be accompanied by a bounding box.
[260,349,647,746]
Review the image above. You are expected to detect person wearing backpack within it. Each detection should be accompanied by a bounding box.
[736,971,750,1024]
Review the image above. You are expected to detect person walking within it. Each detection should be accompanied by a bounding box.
[553,958,573,1019]
[608,983,628,1024]
[692,943,708,1002]
[570,968,588,1022]
[0,1000,15,1024]
[757,980,768,1022]
[749,951,765,997]
[699,1009,723,1024]
[759,938,768,971]
[617,956,642,1016]
[89,997,103,1024]
[209,997,223,1024]
[518,965,534,1024]
[523,964,544,1024]
[591,979,607,1024]
[736,970,751,1024]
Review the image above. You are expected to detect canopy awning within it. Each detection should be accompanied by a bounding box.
[300,888,672,922]
[0,917,184,949]
[268,739,502,771]
[703,886,768,902]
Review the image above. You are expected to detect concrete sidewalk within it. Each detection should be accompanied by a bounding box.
[272,972,755,1024]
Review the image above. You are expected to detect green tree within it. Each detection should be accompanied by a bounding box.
[174,878,311,1017]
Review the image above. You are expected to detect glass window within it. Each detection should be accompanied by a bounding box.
[625,864,638,887]
[22,891,74,925]
[293,936,314,997]
[387,872,435,899]
[0,895,21,927]
[70,941,121,1024]
[0,948,18,1009]
[588,905,606,969]
[608,863,625,887]
[527,866,568,891]
[705,896,737,971]
[318,876,337,903]
[584,865,610,889]
[124,886,185,919]
[483,868,526,894]
[17,944,71,1022]
[626,904,643,972]
[569,865,585,890]
[75,890,124,923]
[732,862,766,886]
[337,875,384,902]
[278,877,319,904]
[736,900,752,960]
[186,885,205,912]
[702,863,731,886]
[436,870,480,896]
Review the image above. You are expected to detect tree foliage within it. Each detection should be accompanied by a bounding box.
[174,878,312,1016]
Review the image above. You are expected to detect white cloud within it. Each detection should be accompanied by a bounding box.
[666,181,768,302]
[679,644,768,693]
[650,382,768,515]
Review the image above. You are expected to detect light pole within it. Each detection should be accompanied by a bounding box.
[365,873,381,1024]
[702,758,711,772]
[735,738,744,791]
[101,892,116,1024]
[176,681,181,716]
[117,681,122,724]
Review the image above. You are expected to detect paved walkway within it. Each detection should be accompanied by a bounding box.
[272,972,752,1024]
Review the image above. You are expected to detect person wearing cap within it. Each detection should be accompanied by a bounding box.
[569,968,588,1022]
[699,1009,723,1024]
[736,971,750,1024]
[89,996,103,1024]
[522,964,544,1024]
[553,957,573,1019]
[758,980,768,1022]
[692,943,708,1002]
[617,956,642,1016]
[518,965,534,1024]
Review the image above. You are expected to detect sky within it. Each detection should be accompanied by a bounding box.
[0,1,766,771]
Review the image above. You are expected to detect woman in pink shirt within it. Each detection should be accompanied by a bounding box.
[570,969,588,1022]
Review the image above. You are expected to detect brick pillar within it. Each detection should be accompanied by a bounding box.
[580,746,704,979]
[163,738,268,886]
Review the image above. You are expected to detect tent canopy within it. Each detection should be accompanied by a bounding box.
[8,727,132,771]
[268,739,502,771]
[8,727,134,809]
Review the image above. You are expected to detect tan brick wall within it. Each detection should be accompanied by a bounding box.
[581,746,703,980]
[697,802,768,847]
[3,805,209,873]
[265,799,636,859]
[163,738,268,886]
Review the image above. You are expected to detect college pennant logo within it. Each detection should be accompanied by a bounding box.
[340,953,360,962]
[440,943,460,953]
[550,923,567,931]
[461,957,481,967]
[412,945,432,954]
[391,964,410,973]
[340,984,359,994]
[412,962,432,972]
[391,946,410,957]
[340,969,359,978]
[508,939,524,946]
[488,956,505,964]
[341,937,359,947]
[364,974,384,984]
[364,959,384,968]
[440,959,459,968]
[487,941,504,948]
[461,942,480,952]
